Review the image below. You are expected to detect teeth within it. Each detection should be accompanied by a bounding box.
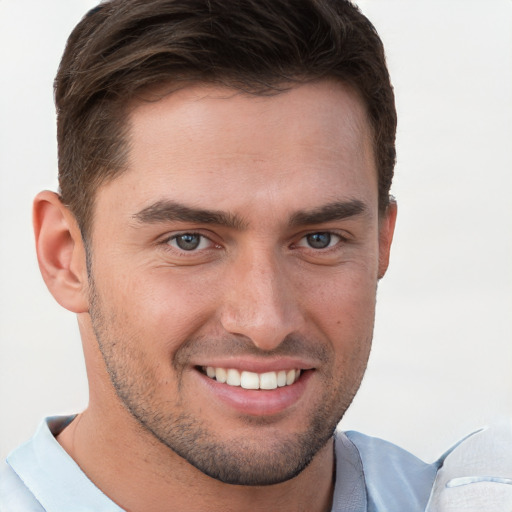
[204,366,302,390]
[260,372,277,390]
[216,367,227,383]
[286,369,298,385]
[226,368,241,386]
[240,371,259,390]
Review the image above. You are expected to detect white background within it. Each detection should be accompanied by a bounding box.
[1,0,511,462]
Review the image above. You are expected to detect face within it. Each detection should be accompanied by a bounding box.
[85,81,393,485]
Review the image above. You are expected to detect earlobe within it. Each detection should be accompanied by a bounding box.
[377,199,397,279]
[33,191,89,313]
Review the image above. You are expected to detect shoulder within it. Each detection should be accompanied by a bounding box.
[425,421,512,511]
[0,460,45,512]
[340,423,512,512]
[2,416,125,512]
[0,416,75,512]
[340,430,440,512]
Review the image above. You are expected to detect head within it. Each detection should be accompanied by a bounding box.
[35,0,397,488]
[55,0,396,239]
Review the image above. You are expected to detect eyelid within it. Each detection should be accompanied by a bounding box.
[293,229,350,247]
[160,230,221,251]
[167,233,213,251]
[295,232,341,249]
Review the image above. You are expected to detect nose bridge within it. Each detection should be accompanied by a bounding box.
[220,244,302,350]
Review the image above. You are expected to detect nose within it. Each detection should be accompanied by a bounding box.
[219,249,304,351]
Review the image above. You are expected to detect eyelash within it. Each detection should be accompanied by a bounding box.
[295,232,345,251]
[164,232,218,252]
[161,230,348,254]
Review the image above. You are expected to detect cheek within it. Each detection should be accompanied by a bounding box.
[301,263,377,322]
[101,267,220,353]
[299,266,377,356]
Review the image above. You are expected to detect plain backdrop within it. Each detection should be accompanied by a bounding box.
[1,0,511,462]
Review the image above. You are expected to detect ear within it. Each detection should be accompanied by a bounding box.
[33,191,89,313]
[377,198,397,279]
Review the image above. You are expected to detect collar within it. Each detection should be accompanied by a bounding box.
[7,416,124,512]
[7,417,369,512]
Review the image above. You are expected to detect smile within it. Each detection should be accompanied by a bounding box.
[201,366,302,390]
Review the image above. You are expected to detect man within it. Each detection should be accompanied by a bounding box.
[0,1,510,511]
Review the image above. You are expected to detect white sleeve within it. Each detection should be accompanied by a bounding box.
[426,420,512,512]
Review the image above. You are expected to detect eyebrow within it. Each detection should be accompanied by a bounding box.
[133,200,247,230]
[288,199,368,227]
[132,198,368,230]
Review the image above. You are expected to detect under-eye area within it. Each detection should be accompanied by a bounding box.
[198,366,304,390]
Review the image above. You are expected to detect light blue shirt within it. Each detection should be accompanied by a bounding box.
[0,416,446,511]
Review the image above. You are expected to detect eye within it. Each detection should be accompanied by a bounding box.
[297,232,341,249]
[167,233,212,251]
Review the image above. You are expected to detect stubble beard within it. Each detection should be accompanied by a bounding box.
[87,276,371,486]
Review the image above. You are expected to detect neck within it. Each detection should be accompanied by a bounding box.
[57,405,335,512]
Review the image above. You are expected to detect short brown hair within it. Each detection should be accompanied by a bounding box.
[55,0,396,237]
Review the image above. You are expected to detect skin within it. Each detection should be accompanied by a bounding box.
[34,80,396,512]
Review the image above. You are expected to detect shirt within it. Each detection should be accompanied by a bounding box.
[0,416,450,511]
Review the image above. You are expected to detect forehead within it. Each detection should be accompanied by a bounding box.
[96,80,377,221]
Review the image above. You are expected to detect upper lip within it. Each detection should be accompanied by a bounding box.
[193,356,317,373]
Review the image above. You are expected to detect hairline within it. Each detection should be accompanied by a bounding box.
[75,76,387,242]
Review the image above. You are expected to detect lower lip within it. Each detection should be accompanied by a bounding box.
[195,369,312,416]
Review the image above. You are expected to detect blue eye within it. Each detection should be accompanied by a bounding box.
[168,233,209,251]
[306,233,332,249]
[296,232,342,250]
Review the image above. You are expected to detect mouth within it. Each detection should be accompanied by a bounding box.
[199,366,302,390]
[194,363,314,416]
